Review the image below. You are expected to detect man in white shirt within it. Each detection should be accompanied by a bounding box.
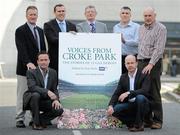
[107,55,151,132]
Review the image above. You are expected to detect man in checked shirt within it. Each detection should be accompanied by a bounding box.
[137,7,167,129]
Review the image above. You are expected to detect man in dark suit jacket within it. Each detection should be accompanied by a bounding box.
[15,6,46,128]
[107,55,151,132]
[23,51,63,130]
[44,3,77,73]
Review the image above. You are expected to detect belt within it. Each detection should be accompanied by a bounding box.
[138,59,151,62]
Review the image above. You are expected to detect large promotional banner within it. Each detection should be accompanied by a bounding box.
[58,33,122,129]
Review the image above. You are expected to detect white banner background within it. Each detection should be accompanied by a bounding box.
[59,33,122,86]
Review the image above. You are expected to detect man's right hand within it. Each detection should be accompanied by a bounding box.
[118,92,129,102]
[121,33,126,44]
[27,63,36,70]
[47,90,57,100]
[107,106,114,116]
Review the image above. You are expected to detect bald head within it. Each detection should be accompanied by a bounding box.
[143,7,156,25]
[125,55,136,62]
[144,7,155,14]
[125,55,137,74]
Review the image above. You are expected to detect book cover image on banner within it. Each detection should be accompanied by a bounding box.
[58,33,122,129]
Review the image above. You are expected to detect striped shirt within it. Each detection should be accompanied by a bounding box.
[137,21,167,65]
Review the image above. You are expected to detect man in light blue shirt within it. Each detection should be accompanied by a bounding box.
[113,6,140,74]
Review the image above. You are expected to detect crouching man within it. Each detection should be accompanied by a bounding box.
[23,51,63,130]
[107,55,151,132]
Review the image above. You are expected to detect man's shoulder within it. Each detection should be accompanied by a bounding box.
[131,21,140,27]
[36,25,43,31]
[96,21,106,26]
[120,72,128,79]
[16,23,27,32]
[44,19,56,26]
[49,68,57,74]
[77,21,86,26]
[26,69,37,77]
[27,68,37,73]
[66,20,76,26]
[156,22,167,30]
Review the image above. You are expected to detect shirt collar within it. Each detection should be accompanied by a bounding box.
[56,19,66,24]
[128,68,137,78]
[87,20,96,25]
[38,66,49,75]
[119,20,132,28]
[27,22,36,29]
[144,21,156,30]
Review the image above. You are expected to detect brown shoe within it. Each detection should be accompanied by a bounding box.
[32,124,43,130]
[41,124,47,128]
[127,124,134,131]
[129,125,144,132]
[151,122,162,129]
[144,121,152,128]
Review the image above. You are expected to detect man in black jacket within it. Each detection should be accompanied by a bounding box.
[23,51,63,130]
[15,5,46,128]
[107,55,151,132]
[44,3,77,73]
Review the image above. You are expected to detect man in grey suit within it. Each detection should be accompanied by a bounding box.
[76,5,108,33]
[23,51,63,130]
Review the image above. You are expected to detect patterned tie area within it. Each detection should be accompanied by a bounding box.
[90,23,96,33]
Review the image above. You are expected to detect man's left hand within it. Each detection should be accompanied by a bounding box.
[52,100,61,110]
[142,63,154,74]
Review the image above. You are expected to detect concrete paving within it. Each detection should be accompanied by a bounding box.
[0,77,180,135]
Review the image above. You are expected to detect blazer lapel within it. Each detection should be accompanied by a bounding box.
[25,23,38,49]
[84,22,91,32]
[66,21,69,32]
[134,70,140,90]
[46,70,52,89]
[52,19,61,32]
[127,74,130,91]
[37,68,45,87]
[124,73,130,91]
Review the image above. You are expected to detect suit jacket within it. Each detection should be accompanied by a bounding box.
[76,21,108,33]
[108,69,151,107]
[44,19,77,72]
[15,23,46,76]
[23,67,59,110]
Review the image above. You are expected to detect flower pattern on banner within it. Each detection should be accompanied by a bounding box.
[57,109,122,129]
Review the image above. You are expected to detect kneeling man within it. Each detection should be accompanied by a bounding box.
[107,55,151,132]
[23,51,63,130]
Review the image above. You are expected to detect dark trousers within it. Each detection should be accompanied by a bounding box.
[138,59,163,124]
[112,95,150,126]
[29,92,63,126]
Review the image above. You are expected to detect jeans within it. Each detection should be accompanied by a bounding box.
[112,95,150,126]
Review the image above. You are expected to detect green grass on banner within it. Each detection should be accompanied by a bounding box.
[61,93,110,109]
